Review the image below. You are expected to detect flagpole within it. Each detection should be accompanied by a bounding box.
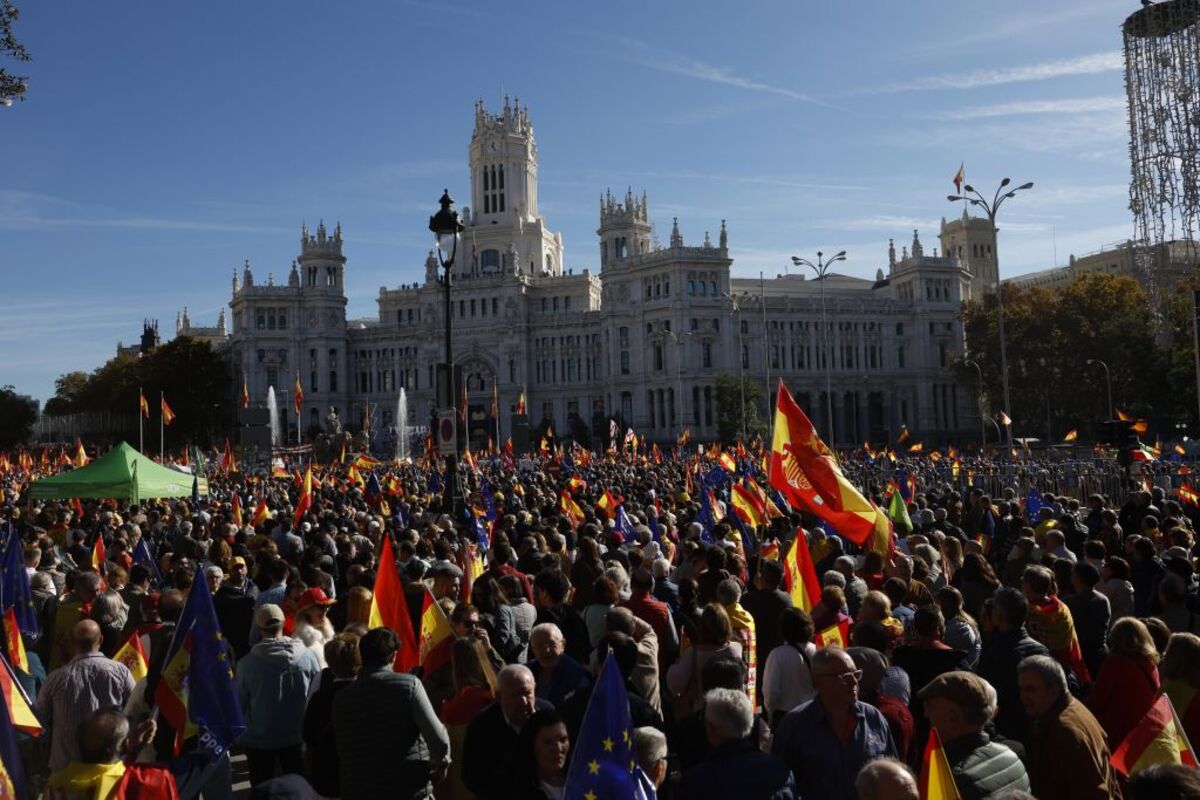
[138,387,144,452]
[159,391,164,462]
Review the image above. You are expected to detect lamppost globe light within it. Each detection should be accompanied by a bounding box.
[1018,182,1034,190]
[1000,177,1011,188]
[963,184,974,193]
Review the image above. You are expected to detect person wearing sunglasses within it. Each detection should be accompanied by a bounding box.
[771,646,896,799]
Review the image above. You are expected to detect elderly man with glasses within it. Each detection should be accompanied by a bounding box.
[771,646,896,799]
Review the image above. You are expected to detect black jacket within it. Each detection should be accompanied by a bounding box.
[677,740,796,800]
[978,627,1049,743]
[461,698,554,799]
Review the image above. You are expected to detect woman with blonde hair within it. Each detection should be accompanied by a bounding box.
[1161,632,1200,749]
[859,590,905,647]
[1086,616,1160,747]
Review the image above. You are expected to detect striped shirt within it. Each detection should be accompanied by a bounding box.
[38,651,134,771]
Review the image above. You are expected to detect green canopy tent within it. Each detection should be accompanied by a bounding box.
[27,442,209,504]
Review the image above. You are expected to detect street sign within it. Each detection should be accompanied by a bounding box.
[437,410,457,456]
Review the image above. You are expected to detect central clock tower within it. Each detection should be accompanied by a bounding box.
[462,97,563,278]
[469,96,538,224]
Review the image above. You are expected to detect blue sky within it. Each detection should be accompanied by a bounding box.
[3,0,1138,403]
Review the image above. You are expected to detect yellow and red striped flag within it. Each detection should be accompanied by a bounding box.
[814,619,850,649]
[369,537,420,672]
[1,608,28,674]
[161,396,176,426]
[292,467,313,530]
[231,492,243,528]
[240,375,250,410]
[1111,693,1199,776]
[73,439,88,468]
[139,389,150,419]
[293,373,304,416]
[0,649,41,735]
[918,727,961,799]
[112,631,149,682]
[1063,429,1078,443]
[781,530,821,614]
[419,586,455,674]
[250,498,271,527]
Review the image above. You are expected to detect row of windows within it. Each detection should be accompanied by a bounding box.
[540,296,573,313]
[356,347,416,361]
[687,278,720,297]
[396,308,422,325]
[359,369,418,394]
[304,266,340,288]
[643,276,671,300]
[255,308,288,330]
[535,357,603,384]
[450,297,500,318]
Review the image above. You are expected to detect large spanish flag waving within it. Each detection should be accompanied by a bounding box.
[768,380,893,556]
[292,466,313,531]
[419,586,454,674]
[369,537,420,672]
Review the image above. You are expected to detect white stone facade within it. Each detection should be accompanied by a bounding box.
[220,99,980,446]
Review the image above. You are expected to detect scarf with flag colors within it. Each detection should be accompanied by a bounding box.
[1027,595,1091,685]
[368,537,421,672]
[918,727,962,799]
[563,653,655,800]
[768,380,893,557]
[152,566,244,759]
[1110,693,1198,776]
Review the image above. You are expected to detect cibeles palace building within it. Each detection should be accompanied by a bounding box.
[218,99,986,448]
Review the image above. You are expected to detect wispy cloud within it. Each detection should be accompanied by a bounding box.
[0,189,288,234]
[938,96,1127,119]
[873,51,1123,93]
[604,36,824,106]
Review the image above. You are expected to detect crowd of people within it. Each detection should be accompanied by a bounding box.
[5,442,1200,799]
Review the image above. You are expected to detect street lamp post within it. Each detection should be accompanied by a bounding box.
[948,178,1033,447]
[722,292,748,442]
[1086,358,1114,421]
[964,359,986,450]
[429,190,464,515]
[792,250,847,444]
[664,329,691,441]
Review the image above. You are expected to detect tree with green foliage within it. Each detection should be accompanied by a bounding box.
[961,271,1194,438]
[1,1,29,106]
[0,385,37,447]
[44,337,233,447]
[715,371,765,443]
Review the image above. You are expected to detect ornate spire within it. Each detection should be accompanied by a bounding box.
[888,238,896,268]
[670,217,682,248]
[911,229,923,258]
[243,258,254,287]
[719,219,728,250]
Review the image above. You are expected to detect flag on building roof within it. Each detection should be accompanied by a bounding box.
[1110,693,1198,776]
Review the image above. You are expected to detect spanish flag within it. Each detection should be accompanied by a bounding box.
[1110,693,1198,776]
[559,490,585,528]
[231,492,243,528]
[220,439,236,473]
[731,481,767,529]
[814,619,850,649]
[293,373,304,416]
[1180,483,1200,507]
[567,476,587,494]
[292,467,313,530]
[161,396,176,426]
[139,389,150,419]
[1117,408,1133,422]
[240,376,250,410]
[1063,429,1078,443]
[91,535,107,573]
[768,380,893,557]
[0,609,28,674]
[250,498,271,527]
[896,425,910,444]
[112,632,149,682]
[718,452,738,472]
[73,439,88,468]
[918,727,961,799]
[596,490,618,519]
[369,537,420,672]
[0,651,41,736]
[419,586,455,674]
[952,163,964,194]
[516,389,527,416]
[908,442,924,454]
[781,531,821,613]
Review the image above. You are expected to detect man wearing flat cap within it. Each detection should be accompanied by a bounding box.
[919,671,1029,800]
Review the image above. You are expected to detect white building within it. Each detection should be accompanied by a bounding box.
[212,98,979,447]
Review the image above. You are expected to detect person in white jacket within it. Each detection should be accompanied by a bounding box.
[761,606,816,728]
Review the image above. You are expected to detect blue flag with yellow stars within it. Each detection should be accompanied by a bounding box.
[0,524,38,637]
[564,653,655,799]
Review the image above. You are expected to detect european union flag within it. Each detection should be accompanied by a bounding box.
[564,654,652,800]
[481,479,498,522]
[471,513,490,550]
[896,469,913,502]
[704,466,728,488]
[1026,488,1044,520]
[159,567,245,761]
[647,512,661,545]
[614,505,633,537]
[365,471,383,501]
[133,536,162,586]
[0,525,37,638]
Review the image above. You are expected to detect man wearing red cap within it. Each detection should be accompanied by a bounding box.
[293,587,337,669]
